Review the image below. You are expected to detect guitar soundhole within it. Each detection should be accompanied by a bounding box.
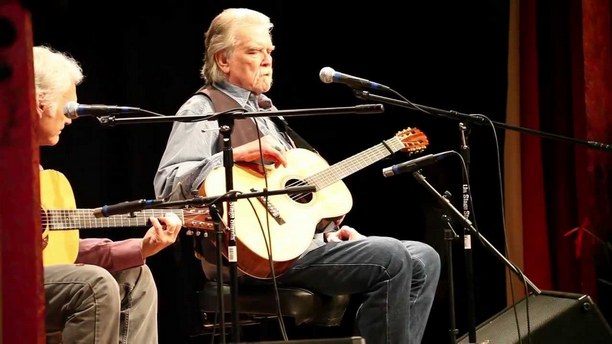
[285,178,312,204]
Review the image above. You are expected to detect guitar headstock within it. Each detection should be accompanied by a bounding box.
[183,207,214,232]
[397,127,429,154]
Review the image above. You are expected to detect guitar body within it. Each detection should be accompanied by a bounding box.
[202,127,428,279]
[40,170,80,266]
[204,148,352,278]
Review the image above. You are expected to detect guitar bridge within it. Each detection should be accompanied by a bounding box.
[251,188,285,225]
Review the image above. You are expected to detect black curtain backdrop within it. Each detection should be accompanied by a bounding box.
[30,1,511,343]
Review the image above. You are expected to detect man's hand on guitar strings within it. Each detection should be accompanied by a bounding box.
[141,212,182,258]
[233,135,288,168]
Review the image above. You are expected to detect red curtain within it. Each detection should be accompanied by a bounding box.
[0,2,44,344]
[577,0,612,300]
[515,0,612,309]
[518,0,553,291]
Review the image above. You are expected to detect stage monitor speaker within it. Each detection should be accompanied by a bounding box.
[457,290,612,344]
[249,336,365,344]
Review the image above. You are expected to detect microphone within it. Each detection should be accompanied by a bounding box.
[382,151,455,177]
[319,67,391,91]
[64,101,140,119]
[93,199,165,218]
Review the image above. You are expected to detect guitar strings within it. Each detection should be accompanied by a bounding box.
[40,209,187,229]
[284,138,413,203]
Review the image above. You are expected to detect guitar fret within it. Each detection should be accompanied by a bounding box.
[43,208,189,231]
[41,169,211,268]
[308,138,402,189]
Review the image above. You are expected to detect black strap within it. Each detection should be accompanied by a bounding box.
[270,116,318,154]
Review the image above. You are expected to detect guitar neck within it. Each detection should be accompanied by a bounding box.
[306,137,405,189]
[43,208,185,231]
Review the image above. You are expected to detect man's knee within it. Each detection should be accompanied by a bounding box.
[79,265,122,313]
[114,265,157,302]
[408,242,441,281]
[137,265,157,299]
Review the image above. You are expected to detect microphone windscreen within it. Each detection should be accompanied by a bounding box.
[319,67,335,83]
[63,101,79,119]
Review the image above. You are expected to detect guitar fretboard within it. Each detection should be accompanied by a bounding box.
[305,136,406,190]
[42,209,186,230]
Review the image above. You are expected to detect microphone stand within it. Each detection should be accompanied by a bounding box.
[412,170,541,295]
[89,186,314,342]
[354,90,611,343]
[440,196,460,344]
[97,103,385,344]
[459,123,477,344]
[209,203,227,344]
[159,185,317,209]
[218,116,241,342]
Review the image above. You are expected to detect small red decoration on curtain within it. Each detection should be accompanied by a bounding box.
[563,217,592,258]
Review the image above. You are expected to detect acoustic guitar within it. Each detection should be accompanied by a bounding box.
[201,127,429,279]
[40,169,212,266]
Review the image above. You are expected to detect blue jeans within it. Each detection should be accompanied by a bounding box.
[278,236,441,344]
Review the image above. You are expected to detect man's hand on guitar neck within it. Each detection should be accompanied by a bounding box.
[325,226,367,242]
[141,212,182,258]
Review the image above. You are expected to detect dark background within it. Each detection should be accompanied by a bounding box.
[31,1,512,343]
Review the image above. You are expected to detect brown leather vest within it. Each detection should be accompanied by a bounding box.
[196,86,262,148]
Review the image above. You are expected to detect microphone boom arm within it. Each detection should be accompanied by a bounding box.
[95,104,385,126]
[355,90,612,152]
